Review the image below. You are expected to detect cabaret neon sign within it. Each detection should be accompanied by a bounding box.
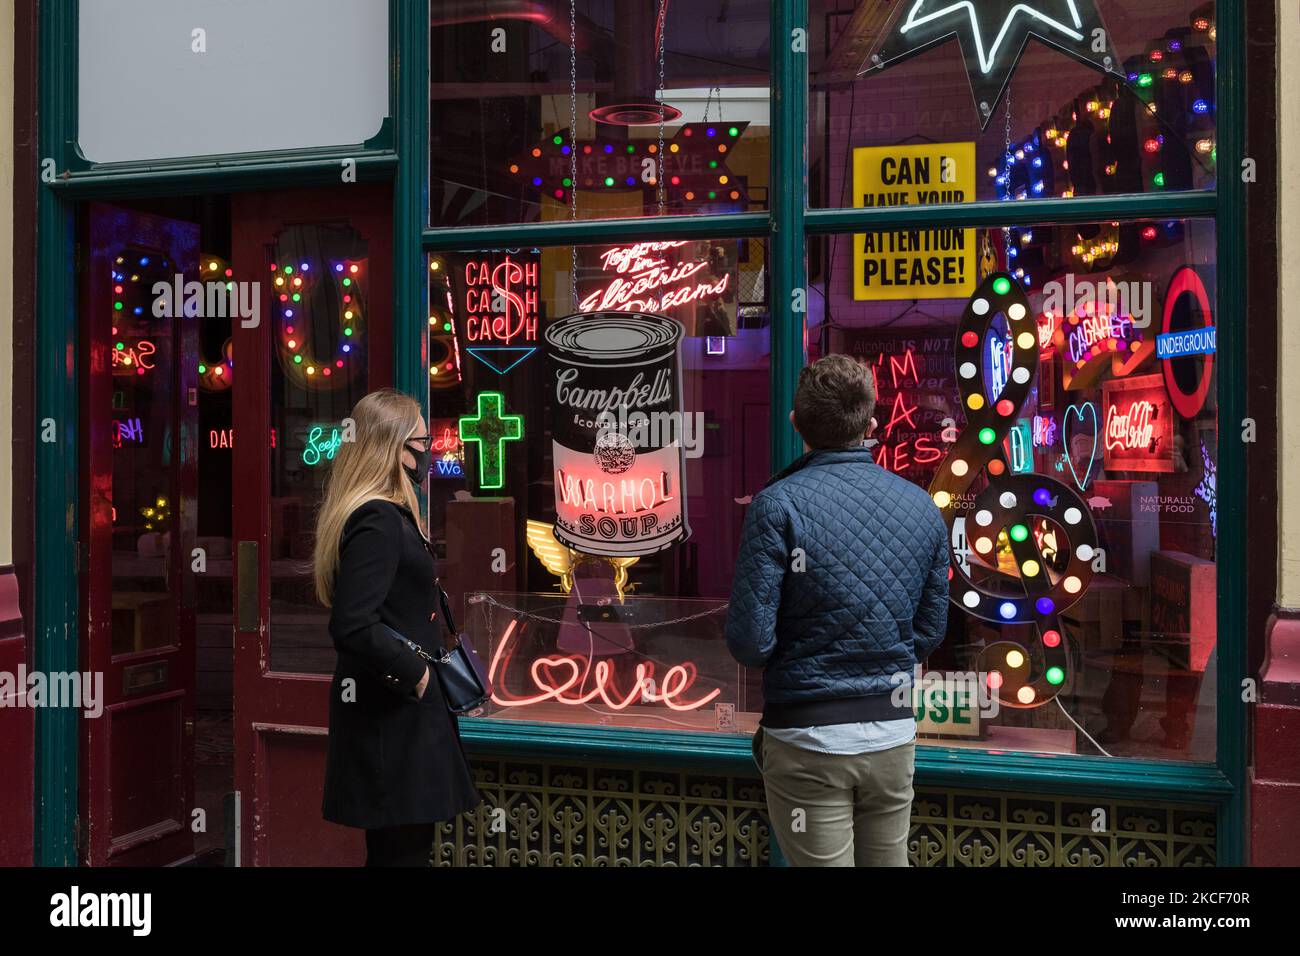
[578,241,730,314]
[486,619,721,711]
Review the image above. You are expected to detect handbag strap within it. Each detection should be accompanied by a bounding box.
[435,579,458,638]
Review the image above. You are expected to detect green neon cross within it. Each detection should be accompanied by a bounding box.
[458,391,523,491]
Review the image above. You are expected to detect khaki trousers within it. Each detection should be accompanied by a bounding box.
[753,727,915,867]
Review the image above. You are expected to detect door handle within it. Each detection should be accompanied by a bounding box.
[236,540,259,633]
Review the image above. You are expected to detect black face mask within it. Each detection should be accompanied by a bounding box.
[403,442,431,487]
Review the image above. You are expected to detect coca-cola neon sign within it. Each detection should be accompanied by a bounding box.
[1101,374,1174,473]
[486,619,721,712]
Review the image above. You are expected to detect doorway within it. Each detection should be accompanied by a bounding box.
[78,185,393,865]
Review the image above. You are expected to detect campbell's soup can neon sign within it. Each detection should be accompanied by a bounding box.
[546,311,690,557]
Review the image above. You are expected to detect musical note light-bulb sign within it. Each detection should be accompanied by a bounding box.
[928,272,1099,708]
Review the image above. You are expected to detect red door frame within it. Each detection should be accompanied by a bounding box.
[80,204,200,866]
[231,185,392,866]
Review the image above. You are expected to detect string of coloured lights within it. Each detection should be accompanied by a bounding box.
[272,257,366,388]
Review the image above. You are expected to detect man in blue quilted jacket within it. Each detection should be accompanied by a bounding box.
[726,353,950,867]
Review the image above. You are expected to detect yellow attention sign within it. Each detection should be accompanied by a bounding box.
[852,141,976,300]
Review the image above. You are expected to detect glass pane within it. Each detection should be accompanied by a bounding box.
[808,218,1218,762]
[809,1,1218,208]
[267,226,373,672]
[430,1,771,226]
[109,247,180,655]
[79,0,388,163]
[428,238,771,731]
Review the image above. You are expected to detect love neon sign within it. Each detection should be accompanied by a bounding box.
[486,620,721,712]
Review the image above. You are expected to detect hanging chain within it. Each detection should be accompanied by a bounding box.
[470,592,729,631]
[569,0,579,310]
[656,0,667,215]
[1002,88,1013,259]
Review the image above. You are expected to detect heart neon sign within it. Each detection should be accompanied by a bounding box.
[1063,402,1099,491]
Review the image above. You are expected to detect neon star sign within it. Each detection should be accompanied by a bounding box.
[860,1,1121,129]
[458,391,523,491]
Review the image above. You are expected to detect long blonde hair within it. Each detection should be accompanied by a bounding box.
[313,388,426,606]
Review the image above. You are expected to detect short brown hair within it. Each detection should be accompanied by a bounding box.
[792,354,877,449]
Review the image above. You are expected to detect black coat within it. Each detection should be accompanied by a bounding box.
[322,498,482,828]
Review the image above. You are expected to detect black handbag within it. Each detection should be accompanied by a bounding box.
[429,580,491,714]
[379,582,490,715]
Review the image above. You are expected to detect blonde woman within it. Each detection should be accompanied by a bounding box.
[314,388,481,866]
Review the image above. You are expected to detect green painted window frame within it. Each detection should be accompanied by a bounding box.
[34,0,1248,865]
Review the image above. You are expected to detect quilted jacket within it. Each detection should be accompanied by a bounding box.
[725,445,950,722]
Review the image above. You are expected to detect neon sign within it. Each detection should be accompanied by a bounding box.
[462,254,539,345]
[111,339,156,374]
[459,392,523,491]
[486,619,721,712]
[844,333,950,478]
[302,425,342,466]
[1194,439,1217,538]
[1032,415,1058,447]
[1056,302,1154,390]
[113,417,144,448]
[578,241,736,335]
[1007,420,1032,474]
[1101,374,1174,473]
[1063,402,1099,491]
[1160,266,1215,418]
[581,241,727,311]
[207,428,277,450]
[859,0,1118,130]
[428,419,464,480]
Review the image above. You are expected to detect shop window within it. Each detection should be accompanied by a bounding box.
[428,238,771,732]
[105,246,182,655]
[267,225,374,672]
[807,218,1218,762]
[429,1,771,226]
[78,0,388,164]
[809,1,1218,209]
